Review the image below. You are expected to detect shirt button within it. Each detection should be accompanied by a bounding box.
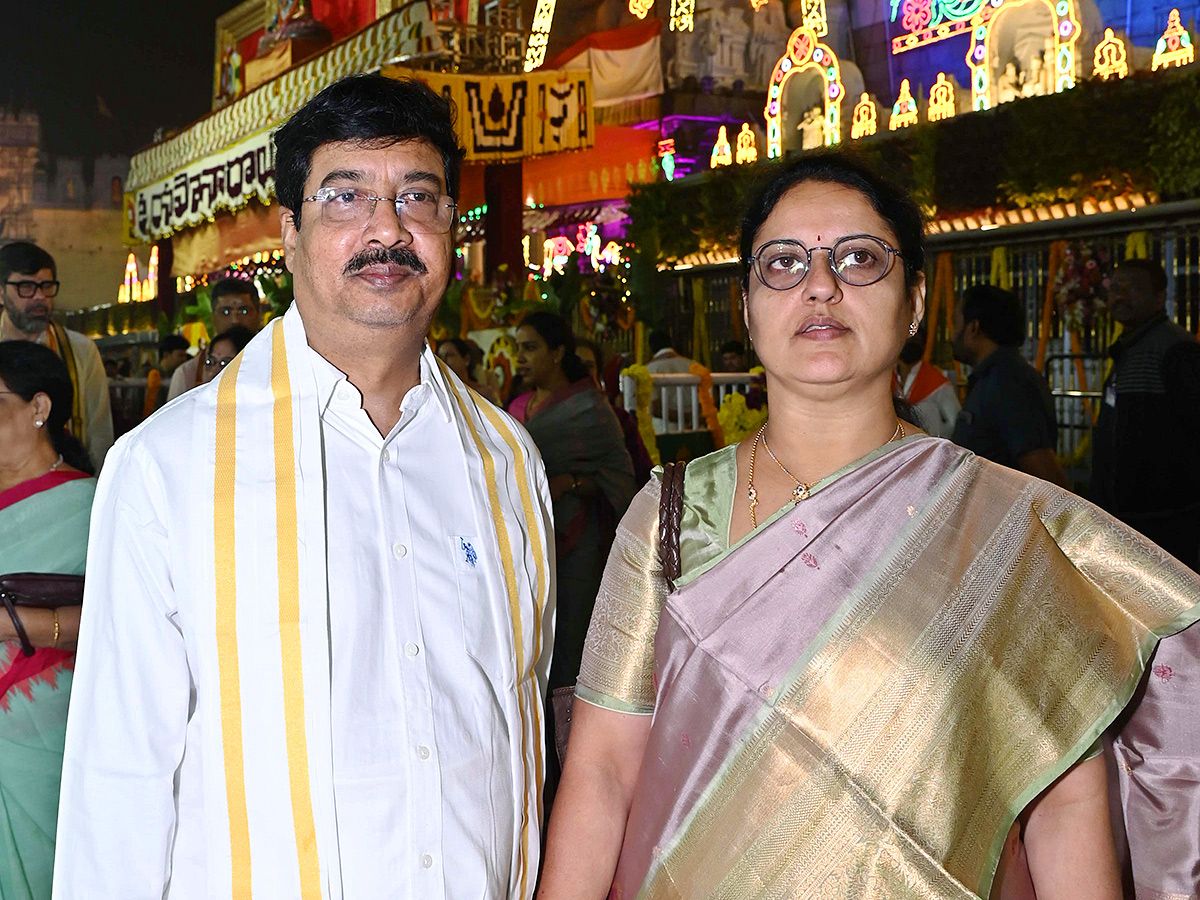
[337,386,354,403]
[405,642,420,657]
[417,745,431,760]
[381,449,390,463]
[420,853,433,869]
[392,542,408,559]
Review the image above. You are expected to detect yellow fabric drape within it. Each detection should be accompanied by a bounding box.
[1035,241,1068,372]
[692,281,711,369]
[635,320,648,365]
[1125,231,1150,260]
[989,246,1012,290]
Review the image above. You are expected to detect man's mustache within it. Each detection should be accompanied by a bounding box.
[343,248,427,276]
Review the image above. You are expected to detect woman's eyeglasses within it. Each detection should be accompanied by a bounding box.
[747,236,902,291]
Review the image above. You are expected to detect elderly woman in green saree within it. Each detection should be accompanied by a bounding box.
[537,156,1200,900]
[0,341,95,900]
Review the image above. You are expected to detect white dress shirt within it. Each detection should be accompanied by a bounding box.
[311,348,513,900]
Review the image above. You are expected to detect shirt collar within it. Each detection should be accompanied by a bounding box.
[966,345,1022,386]
[652,347,676,359]
[293,309,453,423]
[1110,311,1169,359]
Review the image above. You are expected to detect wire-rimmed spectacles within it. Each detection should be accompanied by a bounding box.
[5,279,60,299]
[747,235,902,291]
[302,187,457,234]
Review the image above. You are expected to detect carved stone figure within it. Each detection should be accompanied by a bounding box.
[798,105,824,149]
[997,62,1021,104]
[1021,55,1046,97]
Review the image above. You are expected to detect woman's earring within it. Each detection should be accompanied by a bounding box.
[34,419,44,427]
[908,322,919,337]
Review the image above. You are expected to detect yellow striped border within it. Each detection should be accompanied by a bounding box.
[214,354,252,894]
[441,371,537,897]
[470,391,550,828]
[269,323,323,897]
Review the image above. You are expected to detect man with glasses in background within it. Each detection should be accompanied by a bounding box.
[166,277,263,400]
[0,241,113,468]
[56,74,555,900]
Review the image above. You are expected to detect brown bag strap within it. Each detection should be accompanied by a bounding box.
[658,461,687,592]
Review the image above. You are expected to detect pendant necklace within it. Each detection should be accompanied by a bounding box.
[747,419,905,529]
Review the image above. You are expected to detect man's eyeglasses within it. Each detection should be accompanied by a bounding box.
[302,187,457,234]
[5,280,61,299]
[746,236,902,291]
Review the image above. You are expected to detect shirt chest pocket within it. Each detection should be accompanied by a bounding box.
[450,535,509,682]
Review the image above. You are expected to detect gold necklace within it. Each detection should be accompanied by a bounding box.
[747,419,905,529]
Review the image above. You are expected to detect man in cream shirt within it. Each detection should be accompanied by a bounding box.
[55,75,555,900]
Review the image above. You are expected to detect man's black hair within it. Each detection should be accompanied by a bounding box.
[158,334,190,354]
[1117,258,1168,297]
[648,329,673,354]
[960,284,1025,347]
[210,277,258,305]
[720,340,745,355]
[273,74,464,230]
[0,241,56,284]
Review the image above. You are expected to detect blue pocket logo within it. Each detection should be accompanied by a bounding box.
[460,538,478,569]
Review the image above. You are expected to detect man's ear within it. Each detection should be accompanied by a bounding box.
[280,207,299,270]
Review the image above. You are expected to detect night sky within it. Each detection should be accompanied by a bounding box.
[2,0,236,157]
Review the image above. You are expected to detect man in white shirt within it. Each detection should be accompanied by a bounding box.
[166,278,263,400]
[55,74,555,900]
[645,328,697,431]
[0,241,113,469]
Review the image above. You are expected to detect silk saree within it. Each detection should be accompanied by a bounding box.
[577,435,1200,900]
[0,470,94,900]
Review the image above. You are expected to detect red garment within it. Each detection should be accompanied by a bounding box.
[0,469,91,513]
[903,361,951,405]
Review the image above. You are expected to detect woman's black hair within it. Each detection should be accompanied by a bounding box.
[0,340,94,475]
[518,311,589,383]
[209,325,256,357]
[739,153,926,294]
[274,74,464,230]
[438,337,472,358]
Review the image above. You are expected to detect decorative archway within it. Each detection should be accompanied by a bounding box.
[764,26,845,158]
[964,0,1080,110]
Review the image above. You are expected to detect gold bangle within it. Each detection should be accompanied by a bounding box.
[52,609,59,650]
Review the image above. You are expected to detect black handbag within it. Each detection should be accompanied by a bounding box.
[0,573,84,657]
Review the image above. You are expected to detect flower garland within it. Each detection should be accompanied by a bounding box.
[689,363,725,449]
[621,363,660,466]
[1054,242,1112,334]
[717,391,768,445]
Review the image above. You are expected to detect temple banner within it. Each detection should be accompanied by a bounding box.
[128,129,275,244]
[128,67,594,242]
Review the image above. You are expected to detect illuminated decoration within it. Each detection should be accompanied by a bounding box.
[542,236,574,277]
[118,249,159,304]
[524,0,558,70]
[889,79,919,130]
[658,139,677,181]
[764,26,846,158]
[959,0,1080,111]
[711,125,733,167]
[1152,9,1194,71]
[600,242,623,268]
[928,72,956,121]
[851,93,877,138]
[522,235,534,271]
[735,123,759,164]
[1093,28,1129,79]
[749,0,769,9]
[577,221,603,269]
[629,0,654,17]
[670,0,695,31]
[799,0,828,36]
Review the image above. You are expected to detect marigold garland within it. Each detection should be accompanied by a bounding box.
[621,363,660,466]
[717,391,768,445]
[689,363,725,449]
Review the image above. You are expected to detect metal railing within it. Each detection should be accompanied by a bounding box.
[621,372,758,433]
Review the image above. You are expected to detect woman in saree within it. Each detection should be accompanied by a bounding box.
[0,341,95,900]
[537,156,1200,900]
[508,311,636,803]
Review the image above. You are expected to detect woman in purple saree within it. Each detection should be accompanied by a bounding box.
[537,157,1200,900]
